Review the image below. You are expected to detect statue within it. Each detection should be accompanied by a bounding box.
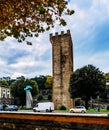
[24,85,33,108]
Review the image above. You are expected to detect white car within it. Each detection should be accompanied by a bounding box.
[70,106,86,113]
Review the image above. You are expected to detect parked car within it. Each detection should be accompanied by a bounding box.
[70,106,86,113]
[33,102,54,112]
[5,105,18,111]
[0,104,7,111]
[0,105,3,111]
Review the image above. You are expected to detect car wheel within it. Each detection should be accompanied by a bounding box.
[46,109,49,112]
[33,109,36,112]
[81,110,85,113]
[70,110,74,113]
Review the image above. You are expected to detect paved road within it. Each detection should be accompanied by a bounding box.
[13,110,108,117]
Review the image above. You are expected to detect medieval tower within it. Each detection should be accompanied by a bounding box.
[50,30,73,109]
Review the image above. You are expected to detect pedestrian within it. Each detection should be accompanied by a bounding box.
[98,105,101,112]
[3,103,7,111]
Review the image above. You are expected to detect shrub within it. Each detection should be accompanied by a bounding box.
[37,95,43,101]
[59,105,67,110]
[107,105,109,110]
[48,95,52,100]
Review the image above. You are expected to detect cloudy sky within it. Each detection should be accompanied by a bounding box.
[0,0,109,79]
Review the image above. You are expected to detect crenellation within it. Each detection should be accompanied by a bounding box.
[50,33,52,38]
[61,31,64,35]
[67,30,70,34]
[55,32,58,36]
[50,30,70,38]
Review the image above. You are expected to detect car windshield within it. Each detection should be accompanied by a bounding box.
[8,105,17,108]
[75,106,84,108]
[0,105,3,108]
[8,106,13,108]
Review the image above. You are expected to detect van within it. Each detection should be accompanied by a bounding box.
[33,102,54,112]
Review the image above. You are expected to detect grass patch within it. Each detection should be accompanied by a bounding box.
[55,109,109,113]
[87,109,109,113]
[55,109,69,112]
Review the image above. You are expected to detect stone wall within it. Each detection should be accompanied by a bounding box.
[0,113,109,130]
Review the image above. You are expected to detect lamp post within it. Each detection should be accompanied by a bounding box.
[97,95,100,112]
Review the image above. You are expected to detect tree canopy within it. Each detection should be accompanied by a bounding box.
[32,75,47,90]
[105,73,109,81]
[45,75,52,89]
[10,76,38,107]
[69,64,106,109]
[0,0,74,44]
[0,80,9,88]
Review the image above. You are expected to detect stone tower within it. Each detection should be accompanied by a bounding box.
[50,30,73,109]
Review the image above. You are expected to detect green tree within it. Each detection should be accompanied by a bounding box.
[10,76,38,107]
[37,94,43,101]
[0,0,74,44]
[32,75,46,90]
[45,75,52,89]
[103,73,109,99]
[69,64,106,109]
[0,80,9,88]
[105,73,109,81]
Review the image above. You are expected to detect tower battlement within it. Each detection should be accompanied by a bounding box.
[50,30,71,44]
[50,30,70,38]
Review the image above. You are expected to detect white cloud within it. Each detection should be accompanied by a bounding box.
[11,72,26,79]
[66,0,109,74]
[0,0,109,78]
[74,50,109,73]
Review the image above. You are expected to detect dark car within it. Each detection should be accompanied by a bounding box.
[0,105,3,111]
[5,105,18,111]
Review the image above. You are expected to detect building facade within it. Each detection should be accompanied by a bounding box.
[50,30,73,109]
[0,87,11,98]
[0,86,11,104]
